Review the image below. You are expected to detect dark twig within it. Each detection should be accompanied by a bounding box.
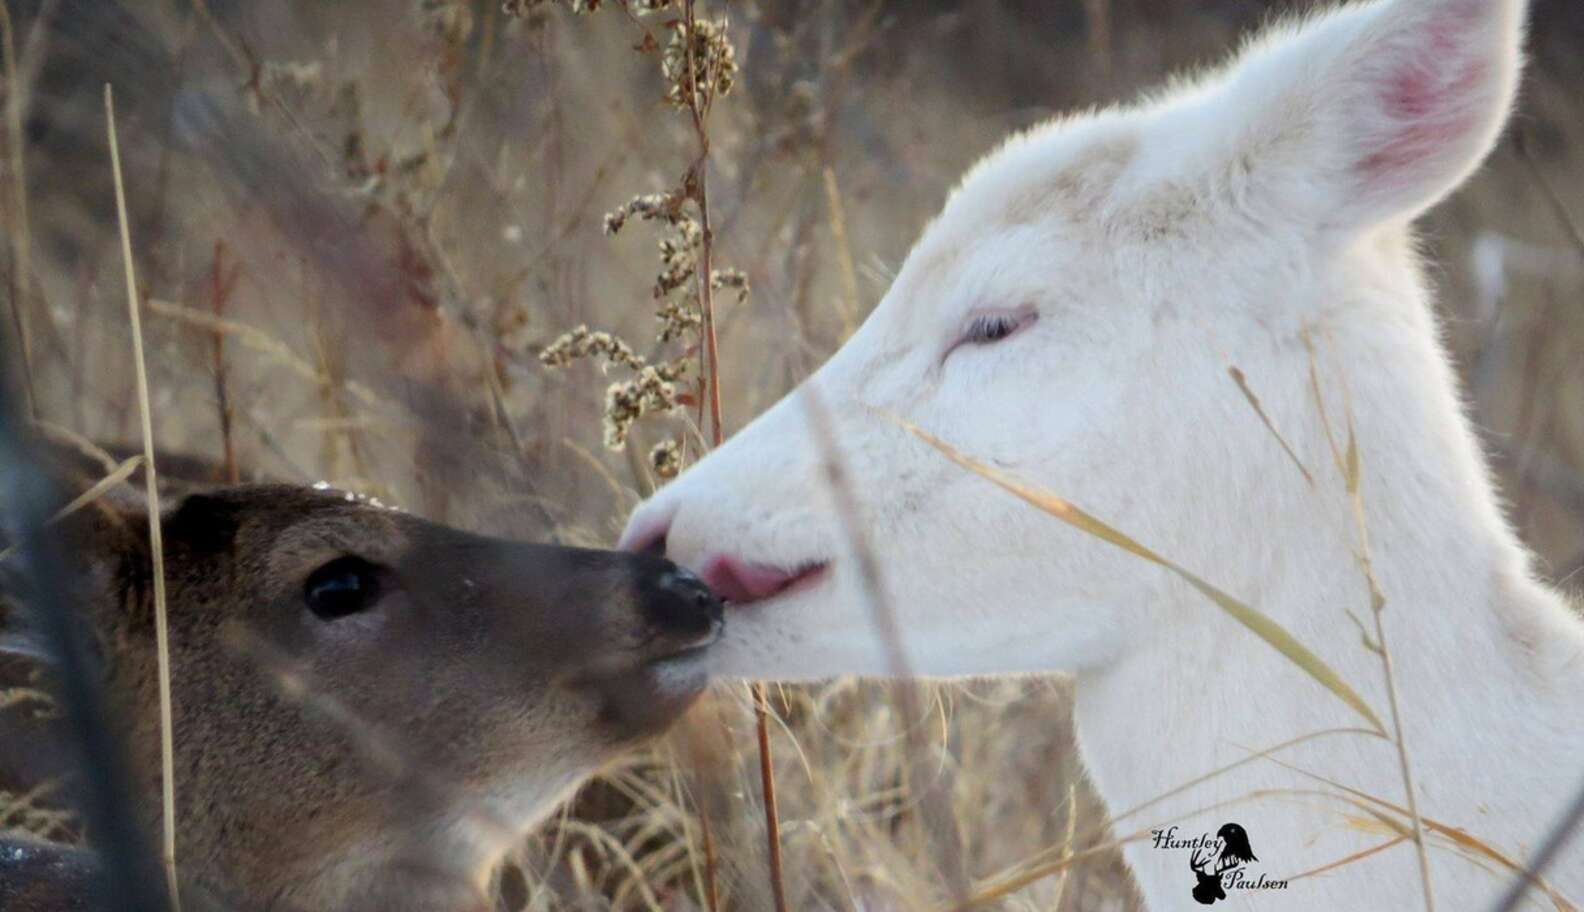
[208,240,240,484]
[803,390,970,901]
[1490,773,1584,912]
[0,334,167,911]
[678,1,783,907]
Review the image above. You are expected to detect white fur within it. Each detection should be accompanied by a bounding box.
[624,0,1584,906]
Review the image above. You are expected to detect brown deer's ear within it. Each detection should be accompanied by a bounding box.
[0,493,146,669]
[164,494,242,557]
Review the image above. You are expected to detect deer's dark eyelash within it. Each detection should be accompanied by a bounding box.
[965,314,1023,344]
[942,309,1037,364]
[960,310,1037,349]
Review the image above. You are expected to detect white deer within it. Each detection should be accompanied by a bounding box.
[622,0,1584,907]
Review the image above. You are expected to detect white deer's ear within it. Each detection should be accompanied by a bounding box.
[1220,0,1525,231]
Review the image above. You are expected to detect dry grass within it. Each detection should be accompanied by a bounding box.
[5,1,1584,910]
[105,82,181,912]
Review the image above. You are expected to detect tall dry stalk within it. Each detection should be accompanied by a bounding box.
[1,0,36,417]
[530,0,777,904]
[1234,355,1435,908]
[1299,339,1434,910]
[821,166,860,337]
[804,389,969,901]
[1343,444,1434,911]
[106,83,182,912]
[677,1,785,906]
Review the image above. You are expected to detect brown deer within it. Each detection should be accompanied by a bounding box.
[0,447,722,911]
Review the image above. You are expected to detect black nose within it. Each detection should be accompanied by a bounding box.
[643,564,724,640]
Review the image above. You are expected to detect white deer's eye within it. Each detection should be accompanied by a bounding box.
[959,310,1035,348]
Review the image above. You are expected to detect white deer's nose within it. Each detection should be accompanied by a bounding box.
[618,498,677,556]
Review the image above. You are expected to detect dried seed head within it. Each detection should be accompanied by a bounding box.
[711,267,749,302]
[601,361,687,450]
[539,325,649,372]
[662,17,738,111]
[537,1,747,456]
[656,292,702,343]
[605,191,689,236]
[655,218,703,296]
[649,439,683,478]
[250,60,325,115]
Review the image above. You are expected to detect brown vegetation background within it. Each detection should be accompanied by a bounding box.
[5,0,1583,908]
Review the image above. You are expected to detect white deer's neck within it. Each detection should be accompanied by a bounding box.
[1071,270,1584,907]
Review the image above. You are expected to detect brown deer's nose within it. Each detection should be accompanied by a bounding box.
[643,565,724,642]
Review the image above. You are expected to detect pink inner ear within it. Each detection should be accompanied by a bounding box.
[1360,64,1489,178]
[1359,4,1493,184]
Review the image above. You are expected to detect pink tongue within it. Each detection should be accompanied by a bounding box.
[699,554,798,604]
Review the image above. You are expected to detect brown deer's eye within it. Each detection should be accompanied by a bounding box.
[304,557,383,620]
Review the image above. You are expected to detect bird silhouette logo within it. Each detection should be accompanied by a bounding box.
[1188,823,1258,905]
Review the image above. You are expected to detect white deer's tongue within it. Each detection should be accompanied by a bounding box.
[698,554,799,605]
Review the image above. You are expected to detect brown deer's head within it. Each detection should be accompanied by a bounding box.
[2,474,722,911]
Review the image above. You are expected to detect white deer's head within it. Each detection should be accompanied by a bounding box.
[621,0,1526,681]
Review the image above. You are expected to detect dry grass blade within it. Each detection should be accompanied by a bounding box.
[1300,335,1437,910]
[821,166,860,336]
[106,83,182,912]
[1229,366,1314,486]
[1252,750,1578,911]
[29,421,121,473]
[946,827,1156,911]
[967,726,1375,905]
[1342,416,1434,911]
[1239,348,1433,908]
[951,786,1328,911]
[47,455,142,524]
[1288,836,1409,881]
[144,298,390,413]
[897,418,1386,734]
[959,782,1486,912]
[0,455,142,564]
[1048,782,1079,909]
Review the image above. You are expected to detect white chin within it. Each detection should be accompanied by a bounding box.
[705,598,902,682]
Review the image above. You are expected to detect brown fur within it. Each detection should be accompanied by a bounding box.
[0,452,721,911]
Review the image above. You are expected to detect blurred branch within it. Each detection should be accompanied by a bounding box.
[1083,0,1112,77]
[1,325,167,912]
[1491,774,1584,912]
[803,388,970,901]
[1,0,37,417]
[1515,130,1584,258]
